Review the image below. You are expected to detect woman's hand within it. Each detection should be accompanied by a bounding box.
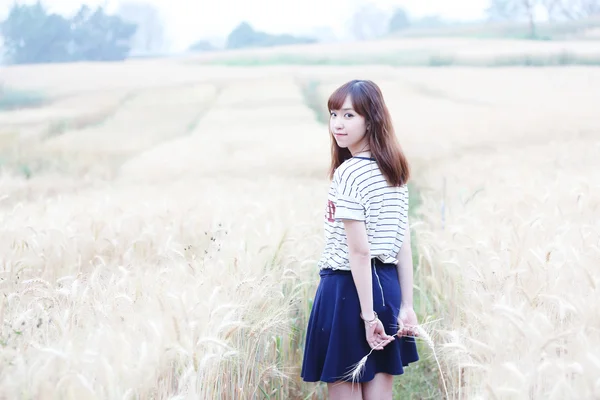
[365,318,395,350]
[397,306,419,337]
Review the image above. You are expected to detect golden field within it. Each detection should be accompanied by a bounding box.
[1,37,599,399]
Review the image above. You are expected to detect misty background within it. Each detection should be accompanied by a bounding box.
[1,0,598,65]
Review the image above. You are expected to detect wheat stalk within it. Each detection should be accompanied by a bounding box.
[340,321,449,399]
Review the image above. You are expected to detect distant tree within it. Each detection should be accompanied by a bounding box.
[0,2,137,64]
[350,2,389,40]
[188,40,217,52]
[411,15,448,28]
[267,33,317,47]
[70,5,137,61]
[226,22,256,49]
[486,0,539,37]
[486,0,523,21]
[116,2,166,54]
[521,0,539,38]
[491,0,599,24]
[0,2,72,64]
[541,0,562,21]
[559,0,600,19]
[225,22,317,49]
[388,7,411,32]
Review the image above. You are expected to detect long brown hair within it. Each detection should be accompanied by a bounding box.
[327,79,410,187]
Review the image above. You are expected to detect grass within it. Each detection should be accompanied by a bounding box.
[393,182,445,400]
[198,50,600,67]
[414,137,600,398]
[186,24,600,68]
[198,51,434,67]
[491,51,600,66]
[0,87,47,110]
[0,60,598,399]
[45,90,139,138]
[0,177,322,399]
[390,17,600,40]
[298,79,330,125]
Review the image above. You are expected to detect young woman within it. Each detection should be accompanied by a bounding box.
[301,80,420,399]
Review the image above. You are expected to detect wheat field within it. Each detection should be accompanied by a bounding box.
[1,39,599,399]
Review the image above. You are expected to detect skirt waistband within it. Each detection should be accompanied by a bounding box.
[319,258,396,277]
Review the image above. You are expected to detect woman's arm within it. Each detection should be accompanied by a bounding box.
[396,218,419,337]
[343,219,374,320]
[343,219,395,349]
[396,223,414,309]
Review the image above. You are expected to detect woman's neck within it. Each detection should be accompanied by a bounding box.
[353,151,371,158]
[350,139,370,158]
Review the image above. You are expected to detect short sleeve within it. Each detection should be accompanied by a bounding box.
[334,180,366,221]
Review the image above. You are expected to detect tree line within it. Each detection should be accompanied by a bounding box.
[487,0,600,37]
[1,3,137,64]
[0,2,317,65]
[189,22,317,52]
[3,1,597,65]
[356,0,600,40]
[0,1,442,65]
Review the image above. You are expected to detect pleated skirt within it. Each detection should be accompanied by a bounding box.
[300,259,419,383]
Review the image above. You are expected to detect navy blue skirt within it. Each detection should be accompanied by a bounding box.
[300,259,419,383]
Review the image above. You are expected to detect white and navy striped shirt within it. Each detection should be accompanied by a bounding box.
[317,156,409,271]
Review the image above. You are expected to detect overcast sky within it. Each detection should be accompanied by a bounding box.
[3,0,489,51]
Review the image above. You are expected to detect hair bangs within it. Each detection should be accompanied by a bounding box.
[328,80,371,117]
[327,82,352,112]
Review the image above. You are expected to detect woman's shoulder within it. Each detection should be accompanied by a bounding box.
[336,157,362,172]
[334,158,372,183]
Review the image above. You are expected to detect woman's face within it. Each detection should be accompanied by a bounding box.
[329,95,368,155]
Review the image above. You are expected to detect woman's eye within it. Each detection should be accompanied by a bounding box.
[345,113,353,118]
[330,112,336,117]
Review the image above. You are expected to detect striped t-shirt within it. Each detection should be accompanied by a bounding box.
[317,156,409,271]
